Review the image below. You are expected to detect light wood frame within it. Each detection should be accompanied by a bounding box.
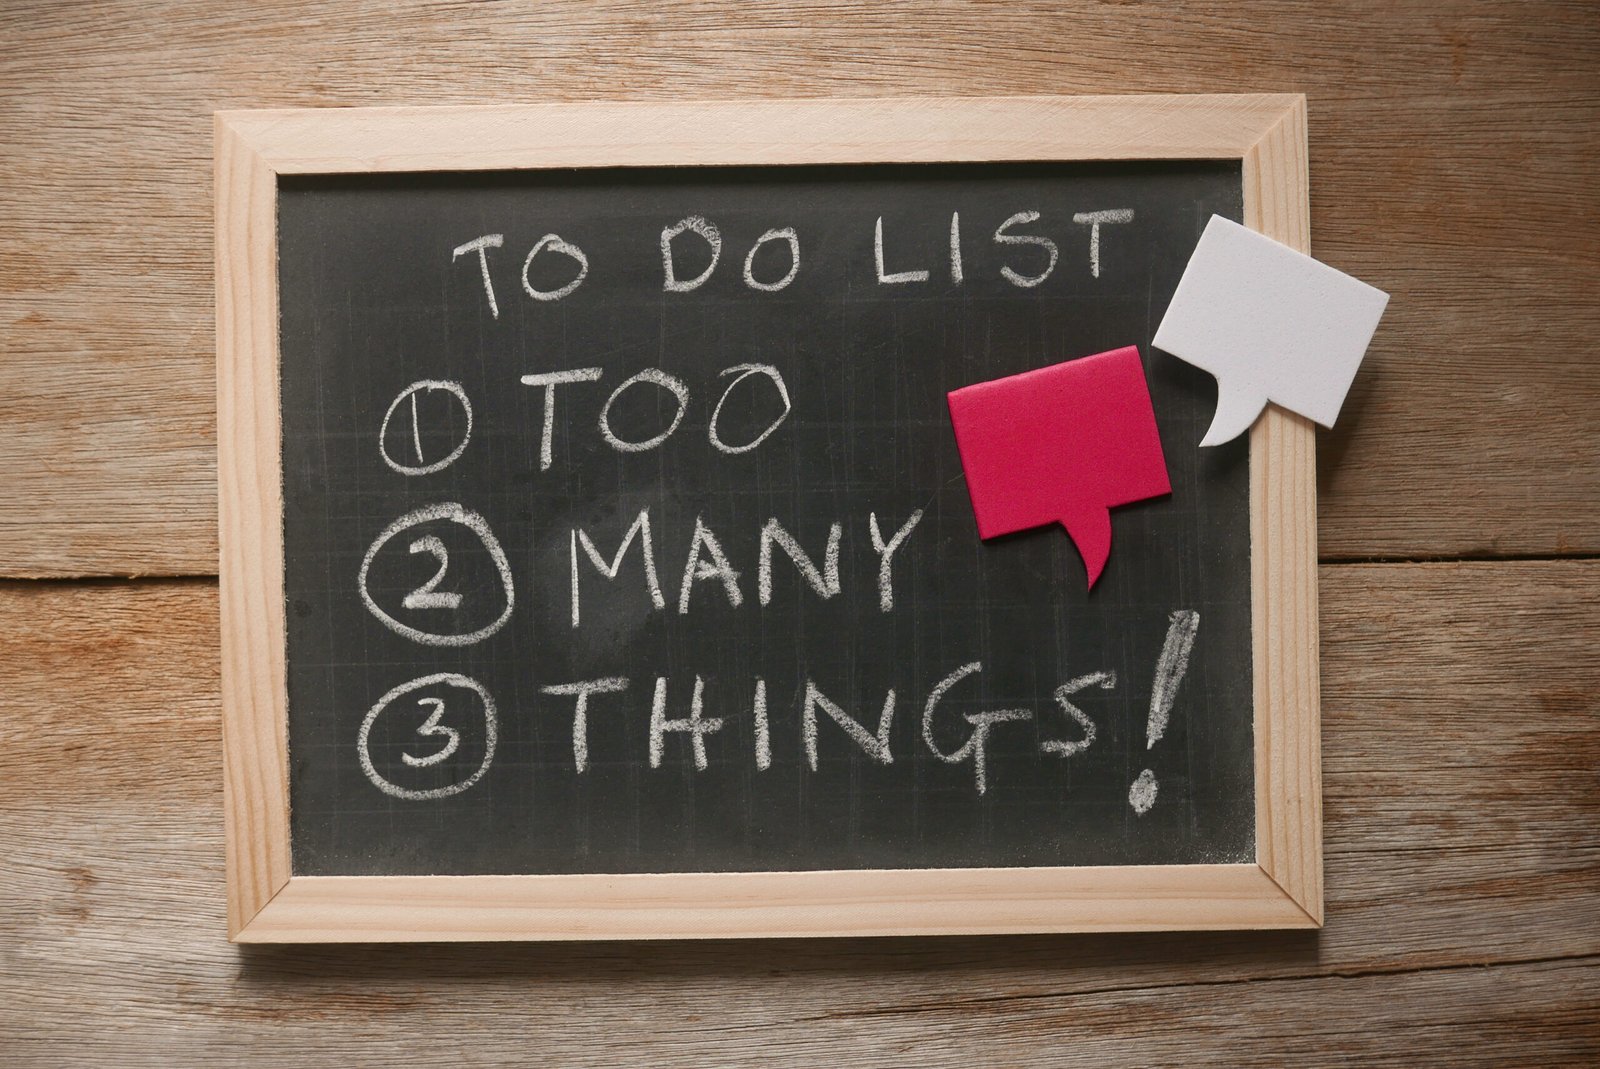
[217,94,1320,942]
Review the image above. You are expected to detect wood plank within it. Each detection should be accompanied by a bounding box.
[1241,100,1323,923]
[214,114,291,939]
[222,95,1292,172]
[241,865,1313,943]
[2,2,1598,574]
[1,560,1595,1062]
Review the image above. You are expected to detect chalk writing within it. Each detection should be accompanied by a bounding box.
[358,673,497,800]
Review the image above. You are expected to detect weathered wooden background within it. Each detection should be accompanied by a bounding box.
[2,2,1596,1065]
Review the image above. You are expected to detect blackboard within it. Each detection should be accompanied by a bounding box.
[276,159,1254,878]
[218,96,1324,940]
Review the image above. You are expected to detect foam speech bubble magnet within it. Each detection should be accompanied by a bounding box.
[946,345,1171,589]
[1153,215,1389,447]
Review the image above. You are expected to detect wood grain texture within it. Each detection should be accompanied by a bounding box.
[215,116,290,938]
[221,94,1290,171]
[2,1,1598,575]
[2,561,1595,1063]
[1248,409,1323,922]
[1242,99,1322,922]
[243,864,1314,943]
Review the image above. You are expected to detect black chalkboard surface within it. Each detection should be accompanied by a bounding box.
[276,160,1252,879]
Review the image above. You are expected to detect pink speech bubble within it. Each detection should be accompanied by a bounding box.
[947,345,1171,589]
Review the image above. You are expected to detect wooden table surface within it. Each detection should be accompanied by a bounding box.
[2,2,1596,1065]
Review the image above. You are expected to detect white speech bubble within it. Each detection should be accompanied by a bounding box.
[1153,215,1389,447]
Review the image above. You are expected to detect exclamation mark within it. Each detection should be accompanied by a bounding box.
[1129,610,1200,815]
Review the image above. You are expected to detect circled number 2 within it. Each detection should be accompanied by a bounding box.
[357,502,515,647]
[402,536,462,611]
